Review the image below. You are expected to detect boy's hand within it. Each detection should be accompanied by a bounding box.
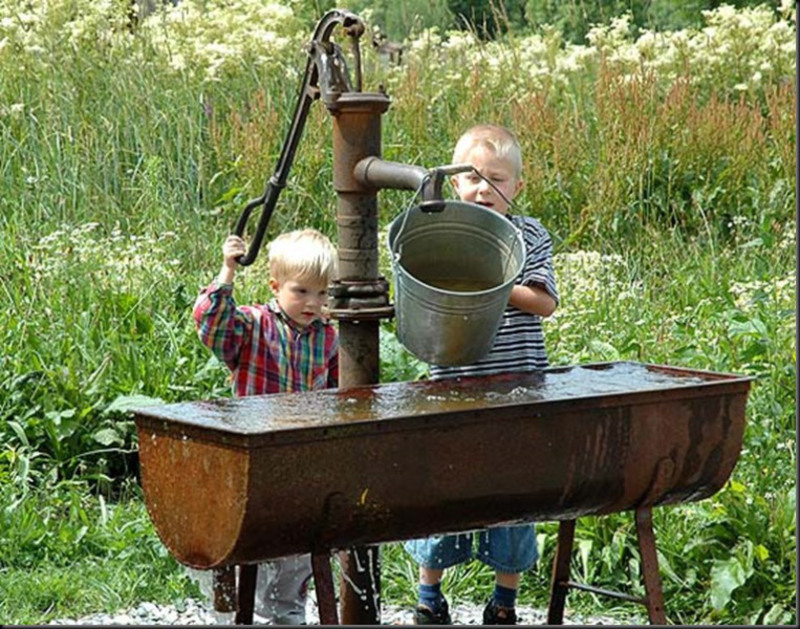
[222,235,247,269]
[217,235,247,285]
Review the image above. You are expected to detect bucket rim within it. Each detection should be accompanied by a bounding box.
[387,199,516,241]
[387,199,525,296]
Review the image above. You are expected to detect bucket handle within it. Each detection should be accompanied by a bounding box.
[391,165,522,272]
[502,227,523,281]
[391,164,475,263]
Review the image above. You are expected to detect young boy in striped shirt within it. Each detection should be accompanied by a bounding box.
[193,228,339,624]
[404,124,559,625]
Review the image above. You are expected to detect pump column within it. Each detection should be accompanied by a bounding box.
[327,90,393,625]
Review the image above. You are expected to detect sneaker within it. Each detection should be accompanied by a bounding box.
[413,598,452,625]
[483,600,517,625]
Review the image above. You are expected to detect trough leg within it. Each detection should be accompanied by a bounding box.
[635,507,667,624]
[339,546,381,624]
[547,518,576,625]
[212,566,237,613]
[234,564,257,625]
[312,551,340,625]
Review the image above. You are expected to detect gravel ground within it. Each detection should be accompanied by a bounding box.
[44,564,642,626]
[47,596,639,625]
[44,563,643,626]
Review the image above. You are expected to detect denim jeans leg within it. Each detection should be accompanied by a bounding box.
[404,532,474,570]
[475,524,539,573]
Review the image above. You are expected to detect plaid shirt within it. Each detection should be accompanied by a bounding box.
[193,281,339,397]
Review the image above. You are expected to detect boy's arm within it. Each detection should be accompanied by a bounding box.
[217,235,246,285]
[193,283,252,370]
[509,284,556,317]
[193,236,253,370]
[511,218,559,317]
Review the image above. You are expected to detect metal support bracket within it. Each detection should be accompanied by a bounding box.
[547,509,668,625]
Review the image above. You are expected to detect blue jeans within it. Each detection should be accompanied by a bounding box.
[404,524,538,573]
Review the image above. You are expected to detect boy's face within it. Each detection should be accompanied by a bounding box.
[451,145,522,215]
[270,277,329,328]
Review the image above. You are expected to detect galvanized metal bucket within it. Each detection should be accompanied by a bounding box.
[387,200,525,366]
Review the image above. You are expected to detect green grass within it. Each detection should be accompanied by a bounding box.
[0,1,795,625]
[0,478,201,624]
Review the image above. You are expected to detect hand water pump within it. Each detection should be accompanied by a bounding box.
[225,8,467,624]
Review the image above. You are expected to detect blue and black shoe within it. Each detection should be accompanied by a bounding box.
[413,598,452,625]
[483,599,518,625]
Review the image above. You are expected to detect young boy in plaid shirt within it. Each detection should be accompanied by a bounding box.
[193,228,338,624]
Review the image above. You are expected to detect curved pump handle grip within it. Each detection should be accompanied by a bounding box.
[232,180,282,266]
[231,10,365,266]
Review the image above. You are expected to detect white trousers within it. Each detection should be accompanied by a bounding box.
[254,554,313,625]
[187,553,312,625]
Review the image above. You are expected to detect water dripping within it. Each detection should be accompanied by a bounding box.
[366,547,381,615]
[338,553,365,597]
[352,548,365,573]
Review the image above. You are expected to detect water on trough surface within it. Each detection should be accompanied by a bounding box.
[137,361,725,435]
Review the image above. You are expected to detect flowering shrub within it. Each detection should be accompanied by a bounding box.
[138,0,306,81]
[0,0,306,81]
[392,2,795,98]
[2,1,793,89]
[28,222,181,290]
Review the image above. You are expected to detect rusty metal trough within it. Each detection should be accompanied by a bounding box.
[134,360,751,624]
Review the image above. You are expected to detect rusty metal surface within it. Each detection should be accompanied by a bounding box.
[328,278,394,321]
[636,507,667,624]
[312,552,340,625]
[547,510,664,624]
[134,361,752,569]
[329,92,389,623]
[330,92,389,286]
[547,519,576,624]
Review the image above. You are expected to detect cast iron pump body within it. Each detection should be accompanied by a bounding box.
[228,8,465,625]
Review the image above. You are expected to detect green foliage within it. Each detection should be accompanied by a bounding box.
[0,471,200,624]
[446,0,526,39]
[522,0,778,43]
[379,325,429,382]
[294,0,781,42]
[347,0,454,40]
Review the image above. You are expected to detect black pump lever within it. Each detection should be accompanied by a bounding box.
[231,10,363,266]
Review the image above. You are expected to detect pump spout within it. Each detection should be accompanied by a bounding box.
[353,157,427,194]
[353,158,475,211]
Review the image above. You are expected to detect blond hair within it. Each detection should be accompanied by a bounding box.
[268,228,338,285]
[452,124,523,180]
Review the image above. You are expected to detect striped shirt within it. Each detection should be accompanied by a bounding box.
[193,281,339,397]
[430,214,559,379]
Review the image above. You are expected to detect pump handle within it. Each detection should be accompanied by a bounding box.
[231,10,363,266]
